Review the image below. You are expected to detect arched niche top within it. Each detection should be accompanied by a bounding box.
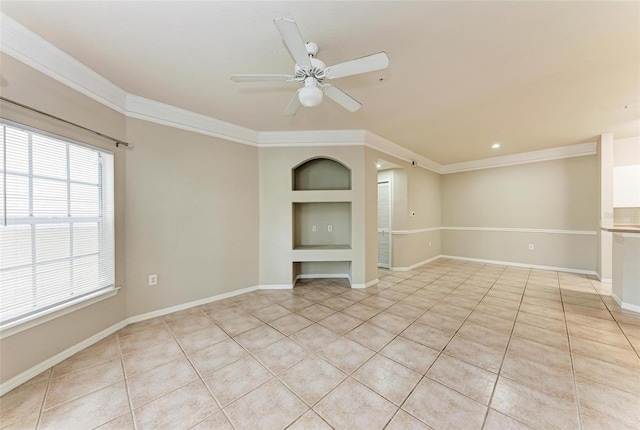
[292,157,352,190]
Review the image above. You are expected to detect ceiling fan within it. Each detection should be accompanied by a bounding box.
[231,18,390,116]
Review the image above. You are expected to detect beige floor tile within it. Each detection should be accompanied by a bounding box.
[122,340,184,377]
[474,302,519,321]
[223,379,307,430]
[94,413,134,430]
[288,410,333,430]
[342,303,380,320]
[0,379,48,428]
[575,376,640,427]
[369,312,413,334]
[506,336,572,372]
[500,353,575,401]
[515,312,567,334]
[429,303,473,320]
[481,296,520,310]
[359,295,397,310]
[174,325,229,354]
[1,414,39,430]
[290,323,341,351]
[317,312,363,334]
[567,322,632,349]
[491,377,579,430]
[216,313,264,336]
[466,311,515,334]
[117,318,165,337]
[386,410,433,429]
[250,303,291,322]
[376,289,409,301]
[318,337,375,374]
[203,356,273,406]
[38,382,129,430]
[569,336,640,369]
[189,338,247,376]
[133,380,218,430]
[573,353,640,395]
[297,303,337,321]
[51,339,120,377]
[384,302,425,320]
[518,302,565,321]
[353,354,421,405]
[188,411,234,430]
[512,321,569,350]
[233,324,284,352]
[279,355,347,406]
[444,336,504,373]
[321,296,355,311]
[400,322,453,351]
[268,313,314,335]
[252,337,310,374]
[118,326,175,356]
[206,305,248,323]
[345,322,396,351]
[126,357,198,408]
[314,378,397,430]
[483,409,533,429]
[403,378,487,430]
[580,407,638,430]
[45,359,123,409]
[162,307,205,323]
[380,337,439,374]
[457,321,511,350]
[166,314,214,336]
[563,303,612,320]
[426,354,497,405]
[417,310,465,333]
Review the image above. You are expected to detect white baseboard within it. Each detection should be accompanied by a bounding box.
[296,273,350,279]
[0,319,128,396]
[352,278,379,289]
[440,255,597,276]
[258,284,293,290]
[391,255,441,272]
[611,292,640,314]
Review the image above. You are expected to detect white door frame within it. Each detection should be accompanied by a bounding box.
[377,179,392,268]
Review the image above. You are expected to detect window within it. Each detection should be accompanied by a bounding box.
[0,120,115,329]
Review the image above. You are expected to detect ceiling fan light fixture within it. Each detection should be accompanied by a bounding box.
[298,79,323,107]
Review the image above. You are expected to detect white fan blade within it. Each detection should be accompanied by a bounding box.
[323,85,361,112]
[274,18,312,68]
[231,74,294,82]
[324,52,389,79]
[284,91,302,116]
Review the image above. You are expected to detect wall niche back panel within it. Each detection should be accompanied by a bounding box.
[293,158,351,190]
[293,202,352,248]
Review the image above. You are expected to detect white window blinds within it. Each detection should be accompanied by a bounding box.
[0,120,115,326]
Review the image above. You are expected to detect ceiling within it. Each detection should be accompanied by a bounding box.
[1,1,639,165]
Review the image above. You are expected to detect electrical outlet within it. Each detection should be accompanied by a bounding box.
[328,225,333,232]
[528,244,534,251]
[312,225,317,232]
[148,274,158,286]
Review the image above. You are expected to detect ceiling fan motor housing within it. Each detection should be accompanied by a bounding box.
[294,55,327,81]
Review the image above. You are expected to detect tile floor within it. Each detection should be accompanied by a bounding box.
[2,259,640,429]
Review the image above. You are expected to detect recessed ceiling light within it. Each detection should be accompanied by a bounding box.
[491,143,501,149]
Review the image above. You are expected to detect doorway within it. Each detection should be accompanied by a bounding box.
[378,180,391,268]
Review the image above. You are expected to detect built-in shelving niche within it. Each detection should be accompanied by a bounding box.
[293,157,351,191]
[292,202,352,249]
[293,261,351,283]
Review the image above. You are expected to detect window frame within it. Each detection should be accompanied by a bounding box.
[0,119,119,339]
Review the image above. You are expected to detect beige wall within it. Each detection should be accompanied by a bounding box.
[442,156,598,271]
[0,53,128,382]
[124,119,259,316]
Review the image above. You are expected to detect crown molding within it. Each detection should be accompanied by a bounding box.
[258,130,366,147]
[0,13,128,114]
[126,95,258,146]
[364,131,442,173]
[440,142,597,174]
[0,12,602,172]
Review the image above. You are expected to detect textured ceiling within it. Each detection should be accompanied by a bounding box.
[1,1,639,164]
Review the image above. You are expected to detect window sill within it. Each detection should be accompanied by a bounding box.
[0,286,121,340]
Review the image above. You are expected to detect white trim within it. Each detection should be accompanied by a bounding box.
[392,227,441,235]
[296,273,350,279]
[595,271,612,283]
[258,284,294,290]
[365,131,442,173]
[440,255,596,275]
[0,13,127,114]
[0,319,128,396]
[127,285,258,324]
[441,142,597,174]
[441,226,597,235]
[258,130,365,147]
[0,287,120,340]
[352,279,379,289]
[611,292,640,314]
[125,94,258,146]
[391,255,441,271]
